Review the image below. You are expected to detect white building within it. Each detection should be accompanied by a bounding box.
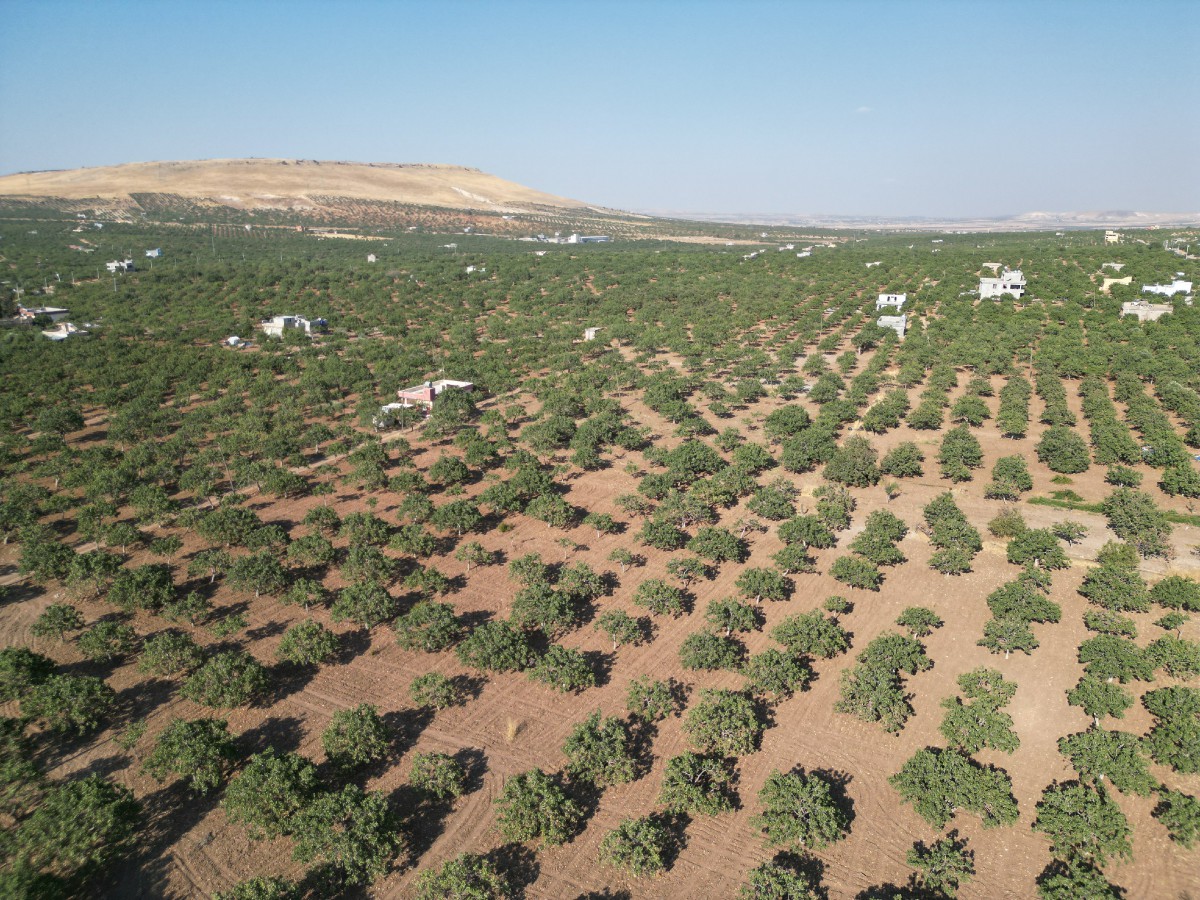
[396,379,474,409]
[583,327,600,341]
[17,305,70,322]
[1121,301,1174,323]
[1105,230,1122,244]
[367,254,377,263]
[145,248,162,258]
[105,259,134,273]
[42,322,88,341]
[877,314,907,339]
[259,315,328,338]
[876,293,906,311]
[979,268,1026,299]
[1142,279,1193,298]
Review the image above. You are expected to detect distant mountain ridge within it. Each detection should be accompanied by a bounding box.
[0,158,593,214]
[639,208,1200,231]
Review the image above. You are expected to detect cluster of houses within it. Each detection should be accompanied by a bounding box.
[1119,276,1195,323]
[528,233,612,244]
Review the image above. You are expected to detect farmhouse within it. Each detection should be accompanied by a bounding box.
[1121,300,1173,323]
[979,268,1025,299]
[877,314,907,339]
[17,305,70,322]
[396,379,474,409]
[145,248,162,258]
[1105,230,1122,244]
[1142,279,1192,298]
[876,293,906,311]
[42,322,88,341]
[105,258,134,273]
[259,315,328,338]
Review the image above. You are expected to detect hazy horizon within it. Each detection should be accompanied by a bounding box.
[1,0,1197,218]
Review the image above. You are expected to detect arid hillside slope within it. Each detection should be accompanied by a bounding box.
[0,158,592,213]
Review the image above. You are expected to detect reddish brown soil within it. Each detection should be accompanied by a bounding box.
[2,361,1198,899]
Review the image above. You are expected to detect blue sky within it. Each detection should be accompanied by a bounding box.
[1,0,1196,217]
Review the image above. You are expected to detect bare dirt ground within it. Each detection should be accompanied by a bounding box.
[2,360,1199,899]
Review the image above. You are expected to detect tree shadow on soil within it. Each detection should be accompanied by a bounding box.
[237,714,304,756]
[485,843,541,900]
[380,706,435,757]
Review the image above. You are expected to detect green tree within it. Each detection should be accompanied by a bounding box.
[896,606,942,638]
[772,610,850,659]
[431,499,483,536]
[890,747,1019,830]
[323,703,389,773]
[142,717,238,794]
[456,621,536,672]
[830,555,882,591]
[214,877,300,900]
[0,646,55,702]
[1078,634,1154,682]
[22,674,115,734]
[563,711,636,786]
[1101,488,1172,558]
[405,673,460,710]
[1150,575,1200,611]
[223,748,321,840]
[736,567,791,605]
[739,859,820,900]
[180,650,268,708]
[594,610,646,650]
[1031,781,1132,867]
[413,853,510,900]
[140,633,206,676]
[907,833,975,900]
[31,604,84,642]
[599,815,674,877]
[684,689,763,756]
[753,769,850,850]
[332,579,399,629]
[494,768,581,846]
[659,752,735,816]
[823,436,880,487]
[1154,789,1200,849]
[1006,529,1069,570]
[410,751,466,800]
[978,617,1039,659]
[880,442,925,478]
[938,425,984,482]
[679,631,744,671]
[9,774,139,887]
[1067,675,1132,726]
[276,620,339,666]
[1036,426,1092,474]
[626,675,685,723]
[77,621,138,664]
[394,601,461,652]
[743,649,810,700]
[109,562,176,612]
[291,784,401,886]
[1058,728,1155,796]
[633,578,687,617]
[1143,686,1200,773]
[529,644,596,693]
[705,598,759,637]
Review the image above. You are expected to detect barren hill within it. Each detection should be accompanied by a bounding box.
[0,158,591,213]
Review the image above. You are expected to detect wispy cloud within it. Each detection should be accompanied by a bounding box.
[855,106,872,114]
